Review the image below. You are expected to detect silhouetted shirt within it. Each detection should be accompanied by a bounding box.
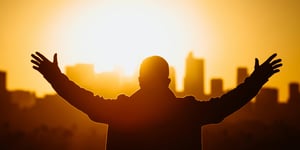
[45,73,263,150]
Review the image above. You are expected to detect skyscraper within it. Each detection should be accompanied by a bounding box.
[184,52,204,99]
[256,88,278,108]
[65,64,95,88]
[210,78,223,97]
[237,67,248,85]
[288,82,300,104]
[0,71,6,95]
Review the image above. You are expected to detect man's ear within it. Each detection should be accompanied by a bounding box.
[138,76,141,84]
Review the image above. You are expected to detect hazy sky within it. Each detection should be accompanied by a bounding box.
[1,0,299,102]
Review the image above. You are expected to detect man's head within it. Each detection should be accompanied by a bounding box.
[139,56,170,89]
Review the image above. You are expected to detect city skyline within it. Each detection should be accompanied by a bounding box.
[0,52,298,103]
[1,73,299,150]
[0,55,298,149]
[0,49,298,150]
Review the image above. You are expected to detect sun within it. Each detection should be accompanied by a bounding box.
[45,0,212,92]
[51,1,195,74]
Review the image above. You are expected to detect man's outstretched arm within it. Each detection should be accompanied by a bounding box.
[31,52,112,121]
[200,53,283,123]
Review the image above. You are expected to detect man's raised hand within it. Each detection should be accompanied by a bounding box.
[31,52,61,79]
[250,53,283,84]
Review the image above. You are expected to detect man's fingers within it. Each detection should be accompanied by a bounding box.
[31,54,43,63]
[273,63,283,70]
[270,59,282,66]
[270,69,280,77]
[35,52,49,62]
[273,69,280,74]
[31,59,40,66]
[32,66,41,72]
[265,53,277,64]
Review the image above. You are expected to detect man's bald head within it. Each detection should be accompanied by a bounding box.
[139,56,170,89]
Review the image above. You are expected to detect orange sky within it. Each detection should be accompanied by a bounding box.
[0,0,299,102]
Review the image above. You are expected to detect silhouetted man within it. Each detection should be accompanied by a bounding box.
[31,52,282,150]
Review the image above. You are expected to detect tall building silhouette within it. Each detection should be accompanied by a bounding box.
[210,78,223,97]
[288,82,300,104]
[93,70,122,98]
[237,67,248,85]
[0,71,13,125]
[65,64,95,88]
[184,52,205,98]
[10,90,36,109]
[256,88,278,108]
[0,71,6,95]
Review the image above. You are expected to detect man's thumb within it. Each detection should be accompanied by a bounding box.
[53,53,58,65]
[255,58,259,69]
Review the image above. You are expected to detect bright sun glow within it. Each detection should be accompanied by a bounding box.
[48,0,211,91]
[55,2,189,75]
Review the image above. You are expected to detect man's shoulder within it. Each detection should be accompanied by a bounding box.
[176,95,197,101]
[175,96,202,105]
[117,94,131,101]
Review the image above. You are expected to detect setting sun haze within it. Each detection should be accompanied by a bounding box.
[0,0,299,102]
